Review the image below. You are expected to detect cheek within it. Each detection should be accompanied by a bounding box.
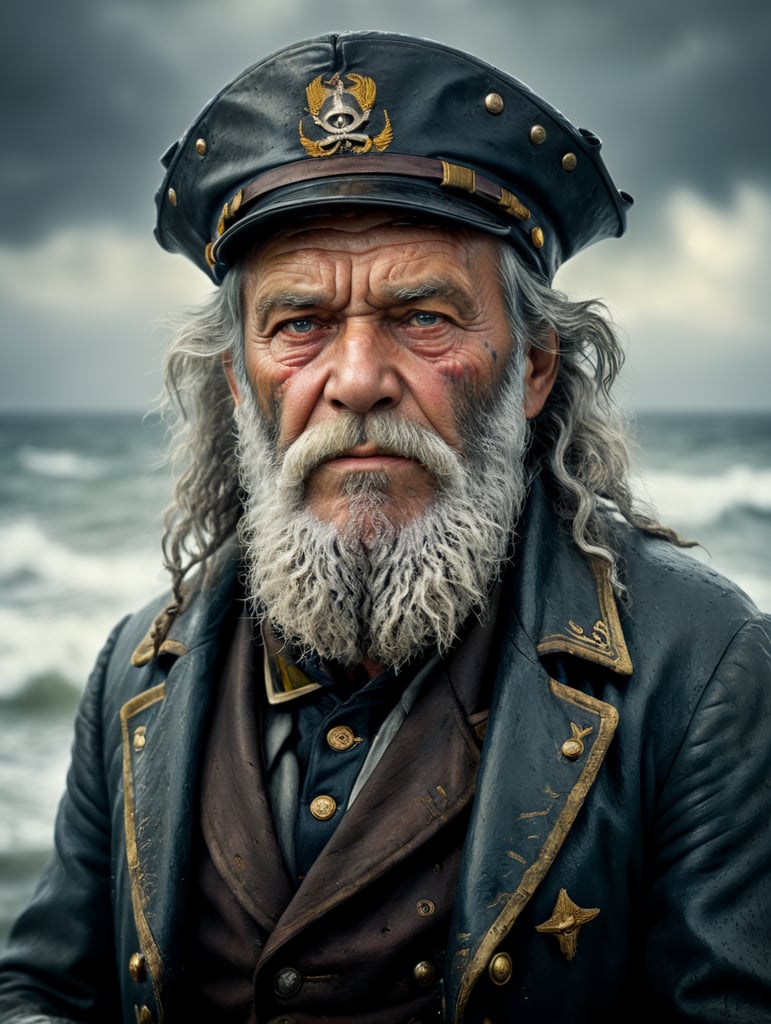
[434,343,503,393]
[264,364,329,445]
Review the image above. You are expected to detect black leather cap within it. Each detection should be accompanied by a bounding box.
[154,31,632,283]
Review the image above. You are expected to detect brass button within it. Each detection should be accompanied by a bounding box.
[166,187,177,207]
[326,725,358,751]
[561,738,584,759]
[529,124,547,144]
[310,795,337,821]
[413,960,437,986]
[562,152,578,171]
[562,724,592,760]
[137,1006,153,1024]
[531,226,545,249]
[274,966,302,997]
[416,899,436,917]
[133,728,146,751]
[484,92,504,114]
[488,951,512,986]
[195,138,208,156]
[128,952,146,982]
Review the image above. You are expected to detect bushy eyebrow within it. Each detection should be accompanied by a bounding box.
[252,292,326,331]
[386,278,476,319]
[251,277,477,330]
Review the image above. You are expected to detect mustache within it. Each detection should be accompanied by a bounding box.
[278,412,463,491]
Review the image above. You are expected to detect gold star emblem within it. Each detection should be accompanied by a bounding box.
[535,888,600,961]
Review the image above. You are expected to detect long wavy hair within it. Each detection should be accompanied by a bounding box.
[157,241,684,618]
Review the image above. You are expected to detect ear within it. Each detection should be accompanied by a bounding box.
[222,352,242,408]
[523,329,559,419]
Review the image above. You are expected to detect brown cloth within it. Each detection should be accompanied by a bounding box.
[183,602,501,1023]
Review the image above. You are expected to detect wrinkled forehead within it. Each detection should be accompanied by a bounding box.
[241,207,497,263]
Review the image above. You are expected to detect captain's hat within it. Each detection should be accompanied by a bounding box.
[154,31,632,283]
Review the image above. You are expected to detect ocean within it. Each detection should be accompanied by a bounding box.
[1,409,770,941]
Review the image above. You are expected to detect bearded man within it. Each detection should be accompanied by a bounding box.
[1,31,770,1024]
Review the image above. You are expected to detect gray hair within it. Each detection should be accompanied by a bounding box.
[156,241,683,617]
[496,246,685,589]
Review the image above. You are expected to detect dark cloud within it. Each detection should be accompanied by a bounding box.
[1,0,769,247]
[0,0,181,243]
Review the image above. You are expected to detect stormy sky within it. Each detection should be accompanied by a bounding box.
[1,0,769,412]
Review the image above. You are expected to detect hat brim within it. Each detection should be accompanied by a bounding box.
[211,174,521,279]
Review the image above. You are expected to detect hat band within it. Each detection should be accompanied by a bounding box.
[208,153,536,265]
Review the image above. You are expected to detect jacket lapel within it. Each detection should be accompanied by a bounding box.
[121,544,241,1004]
[447,480,632,1020]
[198,612,294,932]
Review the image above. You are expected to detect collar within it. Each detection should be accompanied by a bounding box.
[261,626,325,706]
[508,475,633,676]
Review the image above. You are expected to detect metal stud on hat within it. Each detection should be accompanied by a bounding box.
[154,31,632,283]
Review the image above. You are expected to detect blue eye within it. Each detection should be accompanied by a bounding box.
[411,311,441,327]
[285,318,316,334]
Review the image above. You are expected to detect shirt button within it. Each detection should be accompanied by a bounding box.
[326,724,359,751]
[310,795,337,820]
[413,961,437,986]
[273,967,303,997]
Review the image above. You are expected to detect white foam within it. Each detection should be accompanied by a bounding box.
[633,464,771,528]
[18,446,105,479]
[0,519,162,594]
[0,520,166,697]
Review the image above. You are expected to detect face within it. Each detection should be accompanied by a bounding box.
[229,212,553,533]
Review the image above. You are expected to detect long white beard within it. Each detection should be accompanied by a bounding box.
[235,354,530,669]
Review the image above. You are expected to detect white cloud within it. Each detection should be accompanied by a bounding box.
[0,225,210,318]
[555,183,771,339]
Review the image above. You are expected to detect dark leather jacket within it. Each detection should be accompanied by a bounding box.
[1,479,770,1022]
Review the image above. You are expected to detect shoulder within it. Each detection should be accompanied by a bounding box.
[616,520,758,617]
[612,520,769,680]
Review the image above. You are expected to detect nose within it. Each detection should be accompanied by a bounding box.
[322,320,403,415]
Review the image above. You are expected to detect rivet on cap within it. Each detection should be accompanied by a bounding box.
[531,226,545,249]
[530,125,547,145]
[195,138,208,156]
[310,795,337,821]
[484,92,504,115]
[562,152,578,171]
[488,951,513,986]
[167,188,177,207]
[413,961,437,986]
[416,899,436,917]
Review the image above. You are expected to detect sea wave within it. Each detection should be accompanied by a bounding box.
[634,464,771,528]
[0,603,130,699]
[0,519,163,593]
[17,445,106,479]
[0,519,167,698]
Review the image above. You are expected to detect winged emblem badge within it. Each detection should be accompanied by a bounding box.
[299,72,393,157]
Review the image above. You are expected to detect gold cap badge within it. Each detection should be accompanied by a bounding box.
[299,72,393,157]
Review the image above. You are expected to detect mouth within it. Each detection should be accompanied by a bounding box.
[320,445,415,473]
